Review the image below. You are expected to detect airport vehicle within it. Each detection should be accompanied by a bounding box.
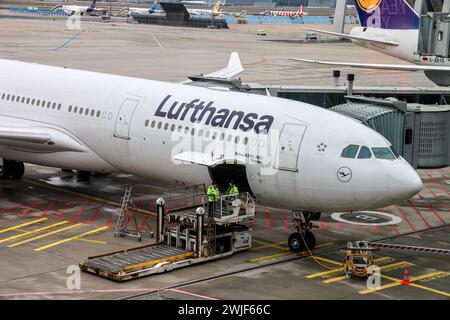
[292,0,450,86]
[343,241,378,278]
[80,190,255,281]
[0,53,422,251]
[262,5,306,18]
[119,0,161,16]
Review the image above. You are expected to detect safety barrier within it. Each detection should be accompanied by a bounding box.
[368,242,450,255]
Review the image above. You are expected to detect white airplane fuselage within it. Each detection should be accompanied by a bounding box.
[0,60,422,213]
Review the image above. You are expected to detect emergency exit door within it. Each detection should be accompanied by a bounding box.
[114,99,139,140]
[276,123,307,172]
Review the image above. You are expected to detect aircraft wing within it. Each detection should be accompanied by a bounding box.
[181,52,244,84]
[304,28,399,46]
[290,58,450,72]
[173,151,244,167]
[0,126,87,153]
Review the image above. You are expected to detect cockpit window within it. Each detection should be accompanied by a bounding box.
[357,146,372,159]
[390,145,400,158]
[372,147,395,160]
[341,145,359,158]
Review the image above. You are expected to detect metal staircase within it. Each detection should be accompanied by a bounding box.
[115,186,153,241]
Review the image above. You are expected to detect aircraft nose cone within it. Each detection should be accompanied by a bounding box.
[388,161,423,201]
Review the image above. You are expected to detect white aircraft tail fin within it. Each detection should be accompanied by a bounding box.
[205,52,244,79]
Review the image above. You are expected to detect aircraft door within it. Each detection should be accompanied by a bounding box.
[114,99,139,140]
[276,123,307,172]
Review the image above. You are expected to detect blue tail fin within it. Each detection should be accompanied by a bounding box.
[149,1,158,13]
[354,0,419,30]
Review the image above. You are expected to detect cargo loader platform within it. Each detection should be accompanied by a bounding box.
[80,192,255,281]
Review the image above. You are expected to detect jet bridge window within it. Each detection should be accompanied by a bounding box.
[372,147,396,160]
[341,144,359,158]
[357,146,372,159]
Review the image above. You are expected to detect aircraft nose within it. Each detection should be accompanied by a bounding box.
[387,161,423,201]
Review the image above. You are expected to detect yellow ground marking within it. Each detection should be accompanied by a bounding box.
[8,223,84,248]
[124,252,195,272]
[0,221,70,243]
[359,271,448,295]
[0,218,48,235]
[34,226,110,251]
[76,238,108,245]
[151,34,164,49]
[249,242,334,263]
[24,179,157,216]
[408,283,450,297]
[323,261,410,284]
[307,257,393,279]
[251,239,287,251]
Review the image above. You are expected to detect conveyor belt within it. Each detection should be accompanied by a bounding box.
[80,244,195,276]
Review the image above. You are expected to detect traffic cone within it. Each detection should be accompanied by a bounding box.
[401,264,411,285]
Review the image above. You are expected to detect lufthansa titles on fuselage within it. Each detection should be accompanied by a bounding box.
[155,95,274,134]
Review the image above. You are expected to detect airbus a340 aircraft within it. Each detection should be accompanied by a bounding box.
[0,53,422,251]
[292,0,450,86]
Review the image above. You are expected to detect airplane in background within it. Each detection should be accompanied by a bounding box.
[0,53,422,251]
[188,1,222,17]
[262,5,306,19]
[57,0,106,16]
[291,0,450,86]
[180,1,209,5]
[120,0,161,16]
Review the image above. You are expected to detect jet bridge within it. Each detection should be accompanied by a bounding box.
[79,192,255,281]
[418,12,450,61]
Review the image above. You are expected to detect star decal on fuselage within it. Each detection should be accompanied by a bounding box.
[317,142,327,152]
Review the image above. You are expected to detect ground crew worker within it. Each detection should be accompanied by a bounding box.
[227,181,239,197]
[207,183,220,215]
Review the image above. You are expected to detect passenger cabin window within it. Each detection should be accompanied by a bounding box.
[372,147,396,160]
[357,146,372,159]
[341,144,359,158]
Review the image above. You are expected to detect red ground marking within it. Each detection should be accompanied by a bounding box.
[70,202,90,222]
[55,203,73,220]
[21,202,37,215]
[319,216,326,230]
[337,222,344,230]
[422,182,450,212]
[38,201,57,217]
[394,205,419,234]
[416,193,446,225]
[406,199,432,228]
[87,207,102,225]
[426,173,450,196]
[282,209,289,230]
[265,207,272,229]
[105,213,114,226]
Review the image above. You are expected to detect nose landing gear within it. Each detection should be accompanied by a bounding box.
[288,211,320,252]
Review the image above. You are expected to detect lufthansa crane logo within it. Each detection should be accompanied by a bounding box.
[337,167,352,183]
[357,0,381,12]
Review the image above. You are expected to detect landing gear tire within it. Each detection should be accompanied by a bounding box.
[288,230,316,252]
[288,232,304,252]
[0,160,25,180]
[288,211,320,253]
